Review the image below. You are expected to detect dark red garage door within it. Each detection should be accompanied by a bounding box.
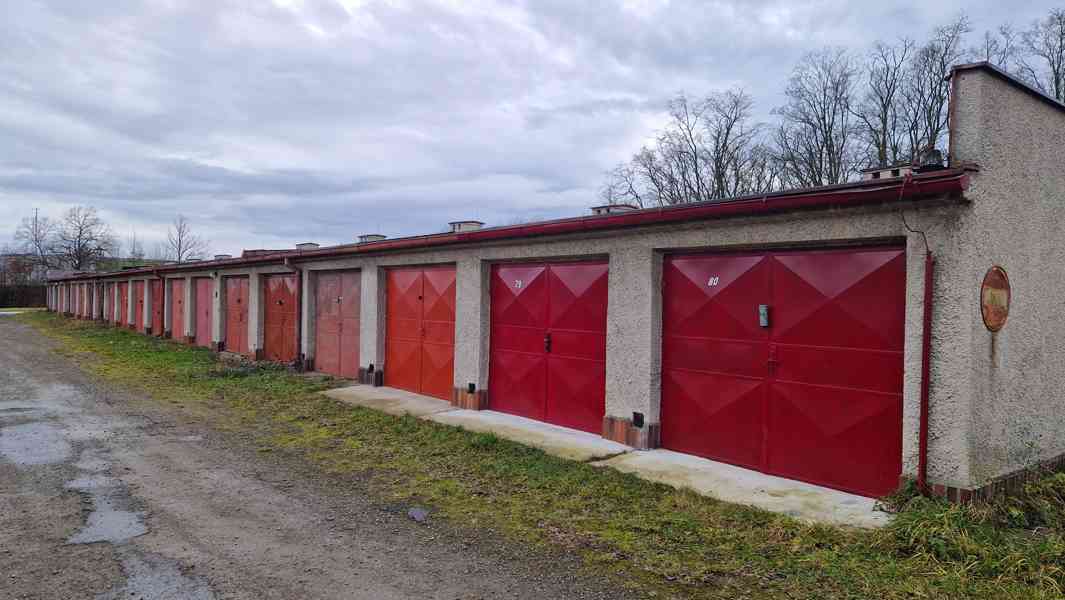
[385,266,455,401]
[263,274,298,363]
[118,282,128,326]
[315,271,360,378]
[661,247,905,497]
[225,277,249,355]
[194,278,213,348]
[489,261,608,434]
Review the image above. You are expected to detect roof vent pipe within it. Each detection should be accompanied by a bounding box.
[213,254,233,260]
[590,204,638,216]
[295,242,319,251]
[357,234,387,244]
[449,220,484,233]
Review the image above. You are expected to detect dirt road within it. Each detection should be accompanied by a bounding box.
[0,316,635,600]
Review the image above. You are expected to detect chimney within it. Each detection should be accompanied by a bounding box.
[357,234,387,244]
[213,254,233,260]
[295,242,320,251]
[449,220,484,233]
[590,204,638,216]
[860,164,913,181]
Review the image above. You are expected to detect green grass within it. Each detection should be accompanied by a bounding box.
[21,311,1065,599]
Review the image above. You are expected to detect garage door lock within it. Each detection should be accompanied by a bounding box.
[758,304,770,328]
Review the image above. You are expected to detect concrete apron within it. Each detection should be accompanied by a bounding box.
[322,384,891,528]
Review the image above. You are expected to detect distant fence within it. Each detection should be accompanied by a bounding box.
[0,285,46,308]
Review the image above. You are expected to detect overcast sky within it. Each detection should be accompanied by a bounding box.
[0,1,1057,257]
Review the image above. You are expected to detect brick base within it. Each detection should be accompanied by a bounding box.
[451,387,488,410]
[357,367,383,387]
[929,451,1065,504]
[602,415,660,450]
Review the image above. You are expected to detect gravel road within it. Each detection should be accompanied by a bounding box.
[0,316,638,600]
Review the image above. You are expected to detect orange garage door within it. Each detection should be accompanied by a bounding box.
[385,266,455,401]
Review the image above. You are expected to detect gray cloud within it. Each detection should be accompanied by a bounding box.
[0,0,1057,255]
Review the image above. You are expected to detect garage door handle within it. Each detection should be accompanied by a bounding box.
[544,332,552,353]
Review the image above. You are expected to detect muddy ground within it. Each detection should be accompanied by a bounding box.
[0,316,639,599]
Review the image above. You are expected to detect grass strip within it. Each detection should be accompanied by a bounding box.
[22,311,1065,599]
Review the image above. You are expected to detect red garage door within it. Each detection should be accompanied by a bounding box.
[134,281,145,332]
[225,277,249,355]
[488,261,608,434]
[661,247,905,498]
[263,274,298,363]
[194,278,213,348]
[385,266,455,401]
[117,283,128,326]
[151,280,164,336]
[170,279,185,340]
[315,271,360,378]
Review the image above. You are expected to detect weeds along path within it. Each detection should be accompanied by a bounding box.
[11,312,1065,600]
[0,314,635,600]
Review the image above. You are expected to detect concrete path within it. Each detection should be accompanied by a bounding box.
[429,410,630,462]
[594,450,891,528]
[323,384,891,528]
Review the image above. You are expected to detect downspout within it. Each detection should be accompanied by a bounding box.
[917,250,935,495]
[899,173,935,495]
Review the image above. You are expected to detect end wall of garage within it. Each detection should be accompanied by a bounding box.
[951,67,1065,487]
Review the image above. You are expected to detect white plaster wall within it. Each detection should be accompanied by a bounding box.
[951,68,1065,486]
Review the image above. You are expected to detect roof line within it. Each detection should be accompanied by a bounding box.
[951,61,1065,115]
[48,168,970,283]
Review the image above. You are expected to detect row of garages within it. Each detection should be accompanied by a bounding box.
[48,218,931,499]
[43,64,1065,503]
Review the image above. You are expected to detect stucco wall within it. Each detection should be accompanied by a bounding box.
[292,201,969,484]
[951,67,1065,486]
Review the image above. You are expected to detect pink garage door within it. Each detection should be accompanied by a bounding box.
[194,278,213,348]
[488,261,609,434]
[314,271,361,378]
[661,247,906,498]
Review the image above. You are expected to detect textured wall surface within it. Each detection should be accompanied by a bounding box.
[952,68,1065,486]
[292,203,964,483]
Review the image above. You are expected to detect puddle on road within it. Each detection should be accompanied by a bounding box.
[100,548,216,600]
[66,474,148,545]
[0,422,72,465]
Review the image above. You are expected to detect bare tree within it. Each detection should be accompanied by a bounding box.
[14,209,58,269]
[1019,9,1065,101]
[601,89,778,207]
[973,25,1020,69]
[853,40,913,167]
[54,206,116,271]
[165,215,209,263]
[901,15,971,159]
[773,48,860,187]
